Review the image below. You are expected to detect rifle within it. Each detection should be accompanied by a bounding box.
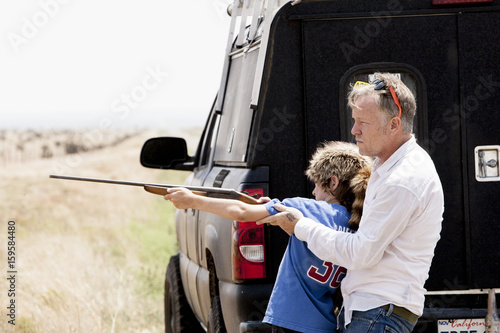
[49,175,260,205]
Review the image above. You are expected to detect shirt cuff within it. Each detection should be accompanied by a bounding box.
[295,217,316,242]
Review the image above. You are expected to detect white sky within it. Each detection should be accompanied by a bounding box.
[0,0,231,130]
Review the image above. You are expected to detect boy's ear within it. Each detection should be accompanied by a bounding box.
[330,175,339,192]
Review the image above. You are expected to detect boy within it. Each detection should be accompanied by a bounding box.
[164,141,371,333]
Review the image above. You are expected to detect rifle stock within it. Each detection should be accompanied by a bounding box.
[49,175,260,204]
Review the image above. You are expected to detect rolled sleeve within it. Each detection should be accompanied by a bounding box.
[295,185,419,271]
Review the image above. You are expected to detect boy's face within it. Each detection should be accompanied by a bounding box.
[312,182,334,202]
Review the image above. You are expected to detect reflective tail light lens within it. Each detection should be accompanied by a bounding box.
[232,187,266,281]
[239,245,265,262]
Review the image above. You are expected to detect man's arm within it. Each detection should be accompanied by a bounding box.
[297,185,418,269]
[259,186,418,270]
[165,188,270,222]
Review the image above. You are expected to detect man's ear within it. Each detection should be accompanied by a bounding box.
[390,117,402,131]
[330,175,339,192]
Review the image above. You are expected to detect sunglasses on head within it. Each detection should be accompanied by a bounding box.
[371,79,402,118]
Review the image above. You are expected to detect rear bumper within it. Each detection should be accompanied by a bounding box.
[219,280,274,333]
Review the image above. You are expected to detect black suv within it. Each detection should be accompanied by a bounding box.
[141,0,500,332]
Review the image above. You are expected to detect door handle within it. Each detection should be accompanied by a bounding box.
[475,146,500,182]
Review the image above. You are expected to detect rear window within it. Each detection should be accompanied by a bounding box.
[213,46,260,165]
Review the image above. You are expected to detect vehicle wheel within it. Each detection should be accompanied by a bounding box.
[165,254,204,333]
[207,295,226,333]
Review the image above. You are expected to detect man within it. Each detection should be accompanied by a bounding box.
[258,73,444,332]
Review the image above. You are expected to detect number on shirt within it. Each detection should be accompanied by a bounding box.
[307,262,347,289]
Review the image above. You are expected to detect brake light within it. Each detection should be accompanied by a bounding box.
[232,188,266,281]
[432,0,493,4]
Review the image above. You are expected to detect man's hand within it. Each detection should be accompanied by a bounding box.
[257,204,304,235]
[164,188,196,209]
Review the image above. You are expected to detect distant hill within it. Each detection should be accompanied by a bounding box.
[0,128,201,167]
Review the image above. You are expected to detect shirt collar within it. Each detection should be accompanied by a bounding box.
[372,135,416,176]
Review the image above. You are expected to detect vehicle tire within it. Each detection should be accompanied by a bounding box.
[207,295,226,333]
[164,254,204,333]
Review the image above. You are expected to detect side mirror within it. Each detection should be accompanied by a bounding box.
[140,137,194,170]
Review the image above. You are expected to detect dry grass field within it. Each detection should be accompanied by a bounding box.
[0,129,200,333]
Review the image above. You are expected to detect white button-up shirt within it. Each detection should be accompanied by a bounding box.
[295,136,444,326]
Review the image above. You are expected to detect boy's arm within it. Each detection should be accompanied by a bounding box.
[164,188,270,222]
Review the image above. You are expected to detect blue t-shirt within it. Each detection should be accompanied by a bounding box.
[263,198,353,333]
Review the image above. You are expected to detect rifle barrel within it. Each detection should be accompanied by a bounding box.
[49,175,259,204]
[49,175,231,193]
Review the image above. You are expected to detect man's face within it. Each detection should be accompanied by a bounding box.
[351,95,392,160]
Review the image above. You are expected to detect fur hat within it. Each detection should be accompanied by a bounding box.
[305,141,372,230]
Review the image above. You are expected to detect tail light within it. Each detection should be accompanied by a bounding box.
[232,187,266,281]
[432,0,493,4]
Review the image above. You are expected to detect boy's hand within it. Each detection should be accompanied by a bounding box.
[256,196,272,204]
[164,188,196,209]
[257,204,303,235]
